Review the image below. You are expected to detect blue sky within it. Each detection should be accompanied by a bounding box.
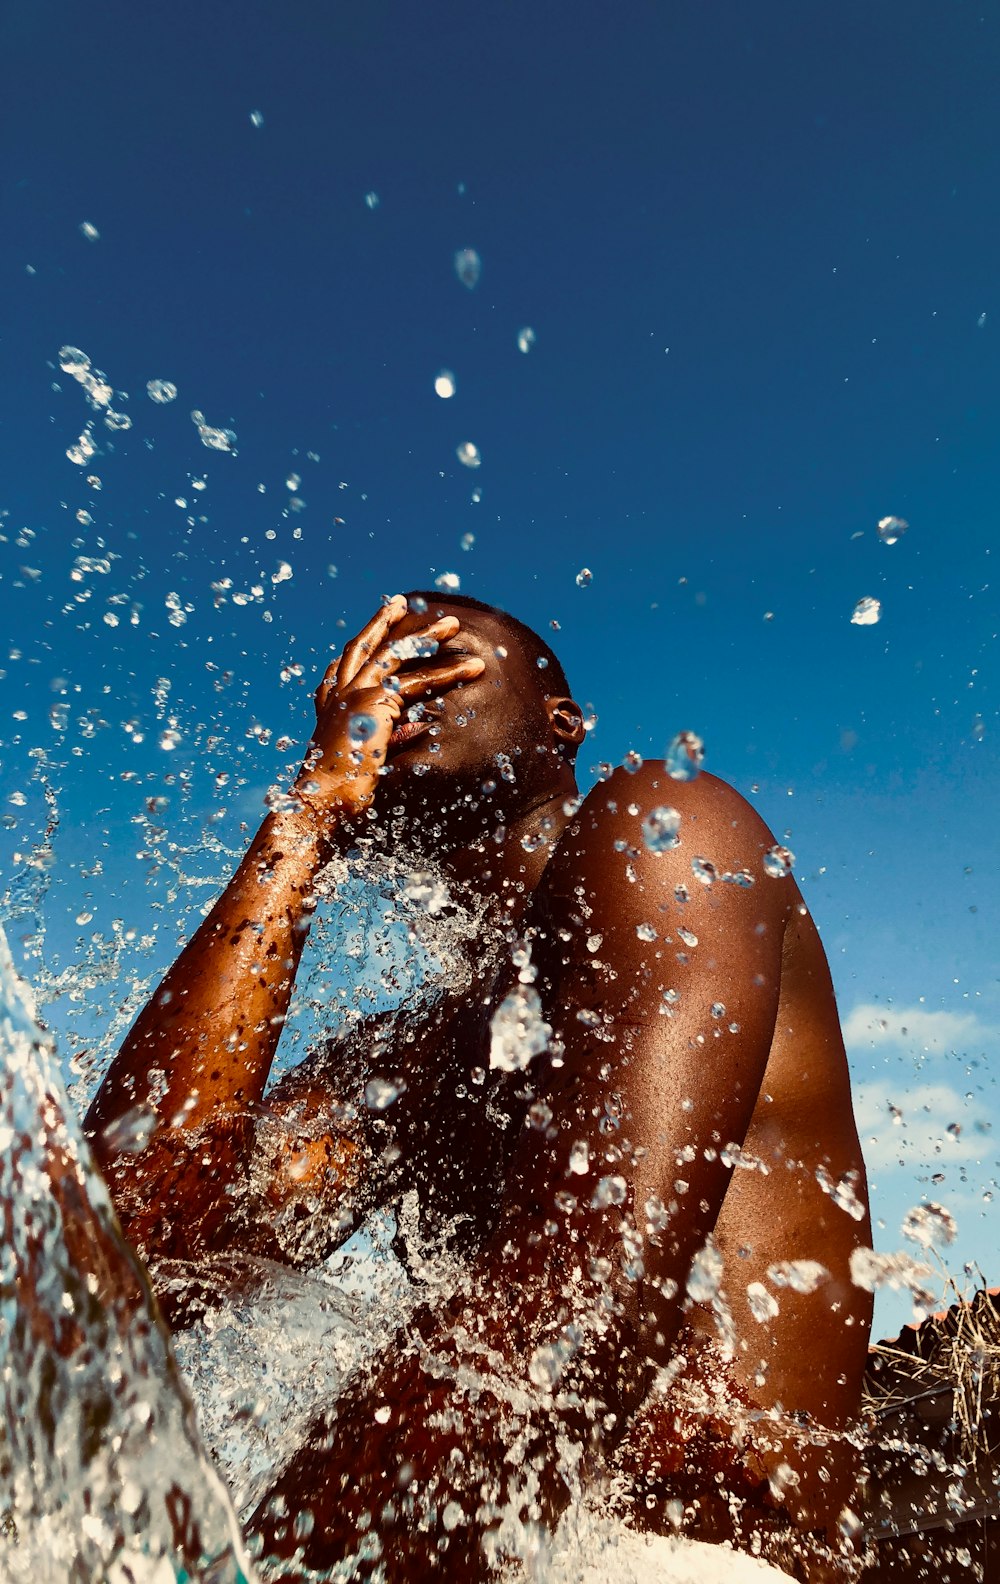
[1,0,998,1336]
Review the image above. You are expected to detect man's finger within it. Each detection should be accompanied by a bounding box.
[338,594,408,687]
[315,658,341,713]
[351,615,461,693]
[392,656,485,698]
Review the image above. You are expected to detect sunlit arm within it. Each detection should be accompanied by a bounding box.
[83,804,354,1269]
[84,596,484,1284]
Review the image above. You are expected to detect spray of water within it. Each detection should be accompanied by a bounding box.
[0,923,254,1583]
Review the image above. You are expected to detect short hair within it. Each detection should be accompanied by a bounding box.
[405,591,572,698]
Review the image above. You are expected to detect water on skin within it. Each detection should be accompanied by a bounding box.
[1,830,977,1580]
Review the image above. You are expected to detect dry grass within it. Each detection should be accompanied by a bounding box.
[864,1268,1000,1467]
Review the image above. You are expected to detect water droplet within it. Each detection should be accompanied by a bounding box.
[364,190,380,209]
[58,347,91,375]
[568,1139,590,1176]
[271,561,293,585]
[434,571,461,591]
[877,515,908,545]
[75,509,93,526]
[528,1099,553,1130]
[158,728,181,751]
[190,409,237,454]
[691,856,716,886]
[686,1236,724,1303]
[249,109,264,128]
[851,596,881,626]
[641,805,681,853]
[575,567,593,588]
[364,1075,407,1111]
[146,379,177,404]
[528,1330,579,1390]
[763,844,795,879]
[66,427,97,465]
[710,1002,725,1019]
[747,1282,780,1323]
[666,730,704,780]
[721,868,755,888]
[623,750,643,773]
[103,409,132,432]
[454,247,481,288]
[79,220,100,242]
[489,985,551,1072]
[677,926,698,948]
[901,1201,957,1249]
[389,633,439,663]
[591,1174,627,1208]
[848,1247,934,1317]
[401,871,450,913]
[455,441,480,469]
[349,712,378,744]
[517,326,536,354]
[470,486,482,503]
[285,472,301,491]
[766,1259,830,1294]
[635,922,657,942]
[816,1164,866,1221]
[460,532,475,551]
[434,370,456,399]
[644,1194,669,1233]
[100,1104,158,1155]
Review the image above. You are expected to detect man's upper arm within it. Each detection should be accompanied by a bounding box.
[494,765,797,1333]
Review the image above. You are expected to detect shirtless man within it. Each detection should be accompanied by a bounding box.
[85,592,873,1581]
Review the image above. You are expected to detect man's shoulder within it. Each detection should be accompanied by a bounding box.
[534,761,797,953]
[558,762,781,870]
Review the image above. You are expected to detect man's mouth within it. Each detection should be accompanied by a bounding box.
[388,719,434,749]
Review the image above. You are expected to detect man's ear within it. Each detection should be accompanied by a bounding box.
[545,696,586,747]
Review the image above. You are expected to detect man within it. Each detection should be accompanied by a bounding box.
[86,592,873,1581]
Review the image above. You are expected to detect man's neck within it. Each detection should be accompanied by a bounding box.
[433,783,578,920]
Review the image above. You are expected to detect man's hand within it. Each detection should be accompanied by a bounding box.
[293,594,484,825]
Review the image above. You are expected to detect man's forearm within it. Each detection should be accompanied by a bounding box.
[85,802,329,1147]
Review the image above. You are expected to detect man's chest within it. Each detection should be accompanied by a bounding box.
[370,973,528,1238]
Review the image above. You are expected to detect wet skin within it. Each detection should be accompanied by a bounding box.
[86,595,873,1580]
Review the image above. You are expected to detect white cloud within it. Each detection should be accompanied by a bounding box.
[853,1079,994,1169]
[841,1002,993,1058]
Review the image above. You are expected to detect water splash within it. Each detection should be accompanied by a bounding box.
[0,924,254,1582]
[489,985,552,1073]
[641,806,681,854]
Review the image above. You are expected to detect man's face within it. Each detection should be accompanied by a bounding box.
[382,599,554,791]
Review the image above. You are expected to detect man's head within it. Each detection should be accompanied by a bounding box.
[382,591,585,812]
